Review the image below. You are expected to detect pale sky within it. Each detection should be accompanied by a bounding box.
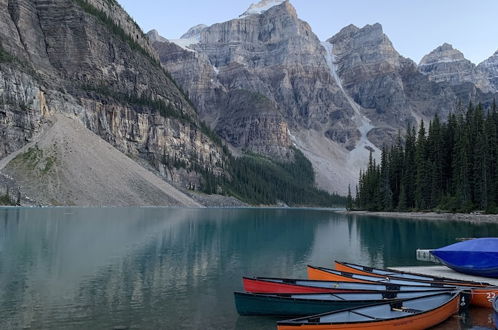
[118,0,498,65]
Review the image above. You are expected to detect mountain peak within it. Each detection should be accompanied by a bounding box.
[365,23,383,32]
[328,24,359,43]
[146,29,167,43]
[439,42,454,51]
[240,0,288,17]
[419,43,467,66]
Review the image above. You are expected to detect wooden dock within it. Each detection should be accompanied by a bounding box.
[391,266,498,286]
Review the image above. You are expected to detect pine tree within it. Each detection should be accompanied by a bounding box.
[415,121,430,209]
[428,115,443,208]
[403,126,417,209]
[379,146,393,210]
[472,105,488,209]
[453,116,471,209]
[346,185,353,211]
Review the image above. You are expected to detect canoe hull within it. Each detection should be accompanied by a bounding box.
[243,277,451,294]
[330,263,498,308]
[234,292,376,316]
[277,293,460,330]
[243,278,350,294]
[306,265,451,288]
[307,266,372,283]
[470,287,498,308]
[335,260,490,287]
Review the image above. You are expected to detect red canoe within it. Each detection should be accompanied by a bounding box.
[243,277,453,294]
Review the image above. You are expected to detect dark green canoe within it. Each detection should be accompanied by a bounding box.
[234,290,452,316]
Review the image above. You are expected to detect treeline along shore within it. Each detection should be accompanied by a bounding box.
[339,210,498,224]
[349,101,498,214]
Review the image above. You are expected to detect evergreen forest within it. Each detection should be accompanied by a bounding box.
[353,102,498,213]
[202,149,346,207]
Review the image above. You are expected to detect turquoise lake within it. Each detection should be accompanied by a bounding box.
[1,207,497,329]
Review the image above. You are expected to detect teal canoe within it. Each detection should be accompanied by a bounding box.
[234,290,453,316]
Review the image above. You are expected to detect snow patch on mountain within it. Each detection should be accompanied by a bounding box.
[240,0,286,17]
[181,24,207,40]
[169,38,199,52]
[321,41,380,171]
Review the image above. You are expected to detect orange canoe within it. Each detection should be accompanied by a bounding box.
[307,266,456,289]
[332,262,498,309]
[334,261,490,287]
[277,291,461,330]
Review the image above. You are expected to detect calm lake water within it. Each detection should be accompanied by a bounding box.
[1,207,498,329]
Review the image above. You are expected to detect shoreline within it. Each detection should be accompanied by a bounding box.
[338,210,498,224]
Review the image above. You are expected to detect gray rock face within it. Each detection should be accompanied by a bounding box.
[419,43,493,93]
[0,0,225,198]
[327,24,490,130]
[147,29,168,43]
[478,50,498,92]
[328,23,414,128]
[151,1,364,165]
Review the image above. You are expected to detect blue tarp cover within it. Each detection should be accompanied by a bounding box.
[431,238,498,277]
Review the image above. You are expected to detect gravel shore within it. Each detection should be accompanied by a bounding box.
[338,210,498,223]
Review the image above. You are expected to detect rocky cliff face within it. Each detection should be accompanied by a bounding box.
[328,24,458,131]
[151,0,376,192]
[0,0,226,204]
[419,43,493,93]
[478,50,498,92]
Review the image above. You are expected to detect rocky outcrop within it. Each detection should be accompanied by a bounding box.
[419,43,493,93]
[216,89,292,157]
[147,29,168,43]
[478,50,498,92]
[0,0,226,205]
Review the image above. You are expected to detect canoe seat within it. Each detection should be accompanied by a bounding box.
[392,307,422,314]
[386,284,401,291]
[390,301,422,314]
[350,311,380,320]
[382,292,397,299]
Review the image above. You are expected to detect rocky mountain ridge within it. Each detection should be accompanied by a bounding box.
[149,0,498,194]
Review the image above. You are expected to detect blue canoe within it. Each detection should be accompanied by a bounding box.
[431,238,498,278]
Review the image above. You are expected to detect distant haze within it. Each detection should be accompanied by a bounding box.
[118,0,498,65]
